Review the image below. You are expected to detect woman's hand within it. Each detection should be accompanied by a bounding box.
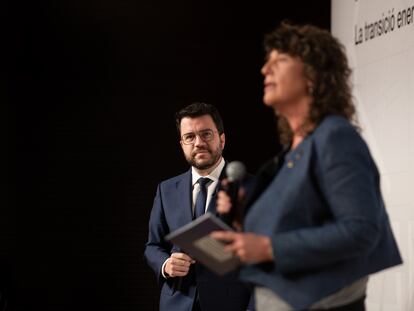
[210,231,274,264]
[217,179,246,230]
[216,189,233,214]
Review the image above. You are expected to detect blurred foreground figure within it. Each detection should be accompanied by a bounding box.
[213,22,402,311]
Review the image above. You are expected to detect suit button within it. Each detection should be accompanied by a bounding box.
[287,160,294,168]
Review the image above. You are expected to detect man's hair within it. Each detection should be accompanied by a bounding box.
[264,22,357,144]
[175,102,224,136]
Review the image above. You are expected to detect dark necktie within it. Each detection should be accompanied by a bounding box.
[194,177,211,219]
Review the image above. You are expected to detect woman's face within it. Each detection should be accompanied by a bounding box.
[261,50,310,111]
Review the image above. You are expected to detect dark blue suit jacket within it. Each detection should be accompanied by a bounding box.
[241,115,402,309]
[144,167,252,311]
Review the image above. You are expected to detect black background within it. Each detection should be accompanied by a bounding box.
[10,1,330,310]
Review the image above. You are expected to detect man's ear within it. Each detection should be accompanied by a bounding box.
[220,133,225,149]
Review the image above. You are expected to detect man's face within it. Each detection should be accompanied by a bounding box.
[179,115,225,171]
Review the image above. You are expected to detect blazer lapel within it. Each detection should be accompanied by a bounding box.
[206,164,226,215]
[207,187,219,214]
[176,169,194,225]
[246,147,288,207]
[171,170,193,254]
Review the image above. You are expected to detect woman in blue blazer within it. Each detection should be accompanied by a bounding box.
[212,22,402,310]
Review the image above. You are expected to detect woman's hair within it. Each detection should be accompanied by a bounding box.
[264,22,357,144]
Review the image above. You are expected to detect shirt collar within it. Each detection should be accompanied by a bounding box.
[192,157,225,186]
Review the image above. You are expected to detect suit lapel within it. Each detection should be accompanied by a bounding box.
[176,169,194,225]
[206,187,219,214]
[206,164,226,215]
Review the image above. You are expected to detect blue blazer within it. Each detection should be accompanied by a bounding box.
[241,115,402,310]
[144,168,252,311]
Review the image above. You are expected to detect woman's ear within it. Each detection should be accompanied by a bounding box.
[307,82,314,96]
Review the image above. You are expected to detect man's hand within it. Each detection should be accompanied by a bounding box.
[164,253,196,277]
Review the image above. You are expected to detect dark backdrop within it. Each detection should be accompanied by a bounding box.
[11,1,330,310]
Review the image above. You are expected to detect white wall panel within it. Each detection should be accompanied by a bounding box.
[332,0,414,309]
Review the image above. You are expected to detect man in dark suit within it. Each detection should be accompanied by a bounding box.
[144,102,252,311]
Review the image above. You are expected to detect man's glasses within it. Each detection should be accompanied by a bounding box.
[181,129,217,145]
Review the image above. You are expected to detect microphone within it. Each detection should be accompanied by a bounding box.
[221,161,247,227]
[226,161,246,183]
